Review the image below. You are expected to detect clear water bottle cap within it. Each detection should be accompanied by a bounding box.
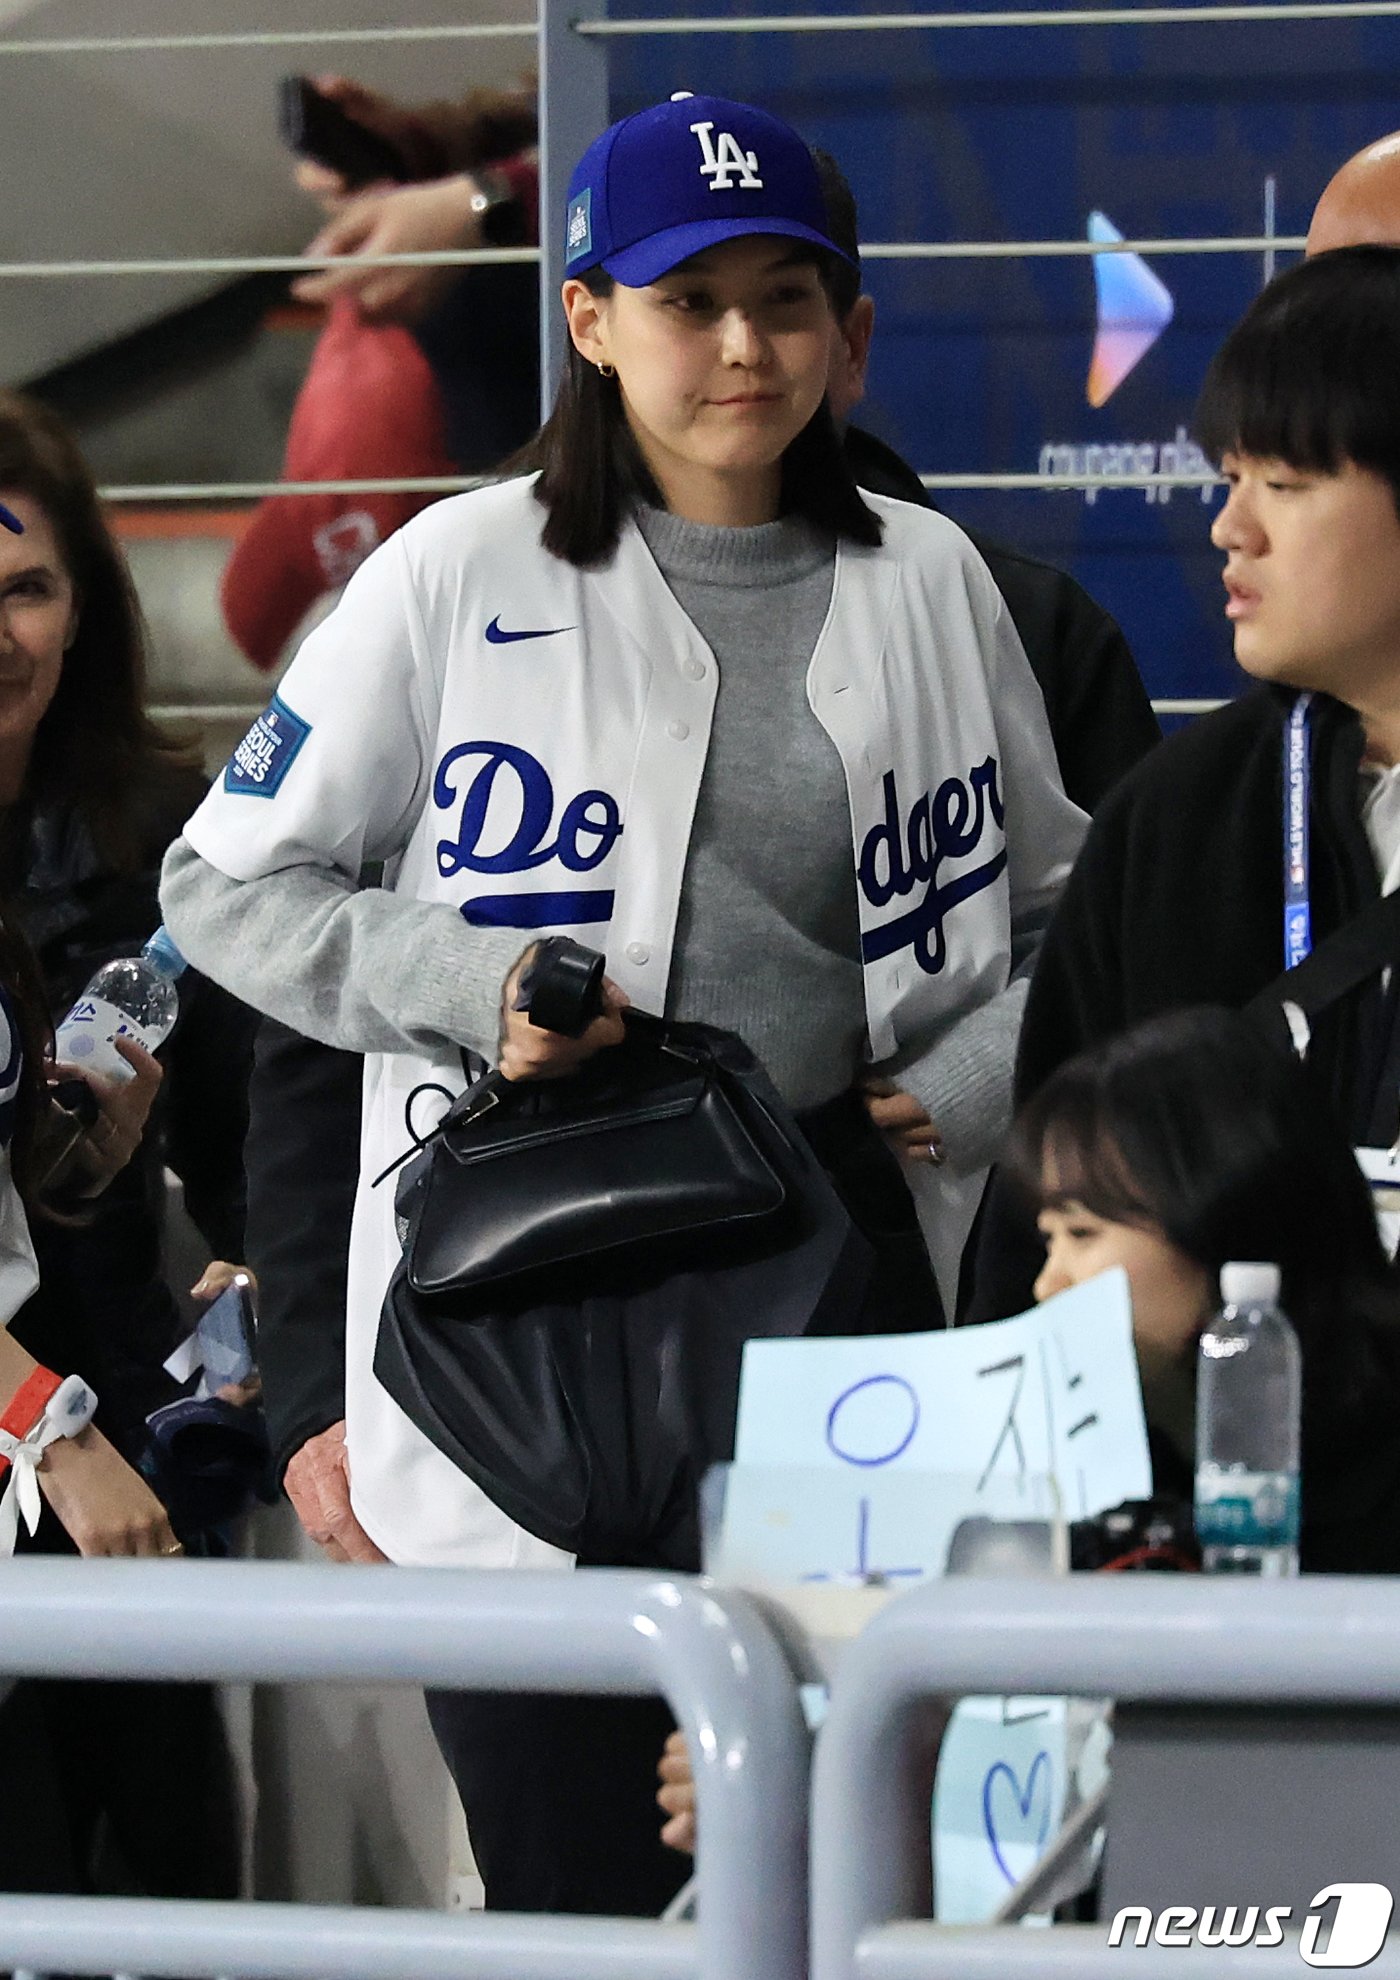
[141,925,187,980]
[1220,1261,1281,1306]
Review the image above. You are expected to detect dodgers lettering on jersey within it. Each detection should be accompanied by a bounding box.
[858,759,1007,974]
[434,739,624,928]
[224,694,313,798]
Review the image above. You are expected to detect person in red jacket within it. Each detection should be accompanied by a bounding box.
[221,79,539,671]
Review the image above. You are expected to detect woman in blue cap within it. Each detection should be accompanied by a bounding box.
[164,94,1084,1912]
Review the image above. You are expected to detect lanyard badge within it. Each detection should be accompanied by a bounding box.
[1282,693,1314,971]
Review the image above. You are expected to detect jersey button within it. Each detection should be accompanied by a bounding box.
[681,658,706,680]
[667,720,690,741]
[625,942,650,966]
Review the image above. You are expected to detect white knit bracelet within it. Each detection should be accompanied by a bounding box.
[0,1374,97,1556]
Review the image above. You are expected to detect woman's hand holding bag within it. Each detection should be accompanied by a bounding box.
[497,940,628,1081]
[372,938,872,1567]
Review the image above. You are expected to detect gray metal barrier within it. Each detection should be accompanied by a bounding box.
[0,1558,808,1980]
[810,1574,1400,1980]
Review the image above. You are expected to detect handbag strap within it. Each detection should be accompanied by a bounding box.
[372,1016,742,1192]
[1246,887,1400,1024]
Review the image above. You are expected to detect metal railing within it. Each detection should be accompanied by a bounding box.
[810,1574,1400,1980]
[0,1,1327,498]
[578,2,1400,30]
[0,3,1374,498]
[0,1559,809,1980]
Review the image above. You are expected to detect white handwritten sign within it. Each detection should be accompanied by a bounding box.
[934,1696,1068,1922]
[724,1271,1145,1925]
[712,1466,1062,1587]
[732,1267,1151,1529]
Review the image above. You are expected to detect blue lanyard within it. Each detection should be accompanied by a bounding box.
[1282,692,1314,971]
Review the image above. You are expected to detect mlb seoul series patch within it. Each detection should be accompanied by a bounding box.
[566,189,592,261]
[224,694,312,798]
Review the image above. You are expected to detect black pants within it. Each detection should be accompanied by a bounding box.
[425,1687,688,1916]
[0,1676,240,1899]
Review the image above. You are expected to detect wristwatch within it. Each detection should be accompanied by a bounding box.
[469,167,528,249]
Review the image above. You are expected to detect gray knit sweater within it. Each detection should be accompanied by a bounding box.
[162,506,1034,1167]
[638,505,864,1109]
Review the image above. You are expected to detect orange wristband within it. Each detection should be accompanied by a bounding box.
[0,1366,62,1481]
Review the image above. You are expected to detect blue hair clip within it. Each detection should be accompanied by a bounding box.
[0,503,21,534]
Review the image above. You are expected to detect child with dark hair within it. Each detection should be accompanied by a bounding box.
[1007,1005,1400,1572]
[975,244,1400,1320]
[659,1002,1400,1865]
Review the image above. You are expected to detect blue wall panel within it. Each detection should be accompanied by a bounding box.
[600,6,1400,706]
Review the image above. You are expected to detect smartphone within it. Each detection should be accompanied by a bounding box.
[278,75,410,189]
[193,1274,257,1393]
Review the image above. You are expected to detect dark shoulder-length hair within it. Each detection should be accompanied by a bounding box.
[1194,244,1400,513]
[1005,1006,1400,1432]
[0,390,198,870]
[515,258,884,567]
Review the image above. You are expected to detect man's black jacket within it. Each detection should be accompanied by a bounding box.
[972,684,1400,1576]
[244,1015,363,1474]
[974,686,1394,1323]
[844,426,1160,813]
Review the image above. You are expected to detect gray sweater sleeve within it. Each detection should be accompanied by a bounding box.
[160,835,527,1061]
[893,892,1051,1176]
[898,974,1028,1176]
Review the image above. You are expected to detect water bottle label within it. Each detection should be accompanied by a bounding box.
[54,997,161,1083]
[1195,1470,1300,1550]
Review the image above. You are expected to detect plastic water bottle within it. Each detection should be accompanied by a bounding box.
[53,926,186,1083]
[1194,1261,1301,1577]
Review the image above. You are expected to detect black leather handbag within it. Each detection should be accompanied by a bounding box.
[373,981,874,1567]
[401,1010,791,1303]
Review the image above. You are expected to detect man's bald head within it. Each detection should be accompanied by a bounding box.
[1308,133,1400,255]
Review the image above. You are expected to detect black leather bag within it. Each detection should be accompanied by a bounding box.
[374,1016,874,1568]
[402,1011,789,1302]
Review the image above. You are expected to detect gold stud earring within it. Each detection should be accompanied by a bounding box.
[597,362,616,379]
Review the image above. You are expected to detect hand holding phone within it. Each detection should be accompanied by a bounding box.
[279,75,411,191]
[195,1274,258,1393]
[166,1270,258,1396]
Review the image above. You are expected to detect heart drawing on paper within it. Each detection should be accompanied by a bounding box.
[981,1749,1054,1886]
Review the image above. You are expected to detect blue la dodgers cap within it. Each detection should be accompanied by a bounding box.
[564,91,851,288]
[0,504,20,534]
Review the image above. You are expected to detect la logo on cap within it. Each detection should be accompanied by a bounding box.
[691,120,763,191]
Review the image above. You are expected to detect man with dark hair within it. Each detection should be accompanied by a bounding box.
[974,246,1400,1319]
[814,151,1160,815]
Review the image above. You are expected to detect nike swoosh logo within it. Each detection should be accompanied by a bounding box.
[484,616,575,645]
